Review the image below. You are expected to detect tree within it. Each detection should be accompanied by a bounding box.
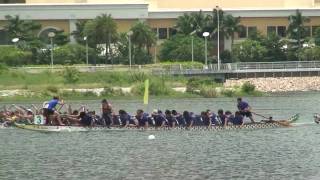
[261,33,287,61]
[130,21,156,64]
[287,9,310,49]
[232,39,267,62]
[176,11,211,36]
[314,27,320,46]
[4,15,41,42]
[4,15,43,63]
[84,14,118,64]
[175,13,195,35]
[71,20,88,44]
[159,34,206,62]
[223,15,242,45]
[130,21,156,53]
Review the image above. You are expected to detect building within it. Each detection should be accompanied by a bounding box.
[0,0,320,51]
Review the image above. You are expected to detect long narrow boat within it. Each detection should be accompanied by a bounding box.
[14,114,300,132]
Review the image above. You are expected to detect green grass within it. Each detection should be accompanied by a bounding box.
[0,68,263,101]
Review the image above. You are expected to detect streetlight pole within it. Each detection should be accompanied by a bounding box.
[48,32,55,71]
[216,6,221,71]
[191,36,194,63]
[190,30,196,63]
[84,36,89,65]
[127,31,133,69]
[202,32,210,66]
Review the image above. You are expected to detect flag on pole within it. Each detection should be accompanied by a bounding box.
[143,79,149,105]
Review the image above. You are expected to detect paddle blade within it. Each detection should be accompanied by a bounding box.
[143,79,149,105]
[288,114,299,123]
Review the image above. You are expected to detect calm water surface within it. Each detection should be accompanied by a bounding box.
[1,92,320,180]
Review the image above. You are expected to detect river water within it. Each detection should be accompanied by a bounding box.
[1,92,320,180]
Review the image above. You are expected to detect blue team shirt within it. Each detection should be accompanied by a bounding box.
[211,113,219,125]
[233,115,244,125]
[154,114,166,126]
[47,99,59,110]
[237,101,249,111]
[119,114,132,125]
[218,114,227,125]
[136,113,149,126]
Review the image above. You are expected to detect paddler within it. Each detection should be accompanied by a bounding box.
[237,97,255,123]
[165,110,177,128]
[119,109,134,127]
[134,109,149,129]
[152,109,166,128]
[101,99,113,127]
[43,96,64,125]
[182,111,194,128]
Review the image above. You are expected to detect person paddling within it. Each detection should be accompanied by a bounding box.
[43,96,64,125]
[101,99,113,127]
[237,97,255,123]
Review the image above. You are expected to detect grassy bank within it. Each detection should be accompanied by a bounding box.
[0,68,262,101]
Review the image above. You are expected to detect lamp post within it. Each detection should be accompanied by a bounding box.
[216,6,221,71]
[127,31,133,69]
[48,32,55,70]
[84,36,89,65]
[190,30,197,63]
[202,32,210,66]
[12,38,19,48]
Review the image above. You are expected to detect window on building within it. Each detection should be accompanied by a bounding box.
[248,26,257,37]
[238,26,247,38]
[303,26,311,37]
[0,29,9,45]
[312,26,320,36]
[277,26,286,37]
[158,28,168,39]
[169,28,177,38]
[267,26,277,36]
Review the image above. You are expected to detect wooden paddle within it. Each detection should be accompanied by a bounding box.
[252,112,291,127]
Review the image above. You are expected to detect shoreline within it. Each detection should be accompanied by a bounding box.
[224,77,320,92]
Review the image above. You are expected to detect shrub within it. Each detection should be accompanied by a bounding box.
[0,46,33,66]
[241,82,255,93]
[186,77,221,93]
[63,67,80,84]
[46,85,59,93]
[132,79,173,96]
[159,34,207,63]
[53,44,96,65]
[0,63,8,74]
[199,86,218,98]
[222,89,235,97]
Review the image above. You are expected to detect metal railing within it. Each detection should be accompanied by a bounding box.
[13,61,320,74]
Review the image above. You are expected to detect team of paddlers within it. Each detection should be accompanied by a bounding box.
[0,97,261,128]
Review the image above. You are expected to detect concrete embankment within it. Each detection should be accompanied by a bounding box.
[224,77,320,92]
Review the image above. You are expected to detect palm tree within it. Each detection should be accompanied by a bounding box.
[176,11,211,36]
[5,15,41,42]
[71,20,88,44]
[175,13,194,35]
[287,9,310,48]
[130,21,156,54]
[223,15,241,46]
[84,14,118,64]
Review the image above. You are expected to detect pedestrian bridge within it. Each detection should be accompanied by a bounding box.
[152,61,320,80]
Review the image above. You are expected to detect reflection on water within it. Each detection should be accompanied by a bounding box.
[1,92,320,179]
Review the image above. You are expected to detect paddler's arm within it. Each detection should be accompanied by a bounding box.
[124,120,129,128]
[224,118,228,127]
[144,121,149,129]
[160,120,165,128]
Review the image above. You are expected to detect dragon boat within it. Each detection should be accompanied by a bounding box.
[14,114,300,132]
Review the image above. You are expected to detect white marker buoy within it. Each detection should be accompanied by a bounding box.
[148,135,155,140]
